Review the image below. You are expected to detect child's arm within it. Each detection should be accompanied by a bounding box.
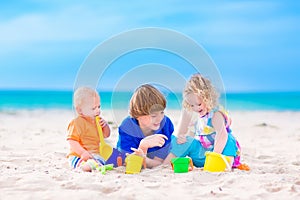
[68,139,92,161]
[145,157,164,168]
[211,111,228,154]
[175,109,193,144]
[98,117,111,138]
[132,135,169,168]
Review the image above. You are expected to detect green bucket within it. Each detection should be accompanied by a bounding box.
[171,157,193,173]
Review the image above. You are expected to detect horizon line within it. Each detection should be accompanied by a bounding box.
[1,88,300,94]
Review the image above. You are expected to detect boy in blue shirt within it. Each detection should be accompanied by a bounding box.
[117,84,174,168]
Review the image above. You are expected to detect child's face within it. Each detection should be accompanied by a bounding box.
[137,110,165,131]
[79,95,101,119]
[186,93,208,117]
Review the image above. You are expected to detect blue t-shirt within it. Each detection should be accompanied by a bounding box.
[117,116,174,159]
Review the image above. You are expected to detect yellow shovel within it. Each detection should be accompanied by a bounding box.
[95,116,113,161]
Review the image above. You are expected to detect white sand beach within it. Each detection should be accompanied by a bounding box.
[1,109,300,200]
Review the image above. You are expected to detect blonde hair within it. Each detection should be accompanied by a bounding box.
[183,73,219,111]
[73,87,100,110]
[130,84,166,118]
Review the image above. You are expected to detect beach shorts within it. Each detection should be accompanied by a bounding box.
[68,154,105,170]
[170,134,238,167]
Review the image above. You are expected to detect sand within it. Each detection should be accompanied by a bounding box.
[1,109,300,200]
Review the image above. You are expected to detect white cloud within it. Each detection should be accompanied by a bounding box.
[0,0,299,91]
[138,1,294,49]
[1,0,299,53]
[0,4,126,45]
[2,0,297,48]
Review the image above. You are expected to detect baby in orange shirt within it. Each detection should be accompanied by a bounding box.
[66,87,110,172]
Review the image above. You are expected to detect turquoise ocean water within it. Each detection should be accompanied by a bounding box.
[0,90,300,111]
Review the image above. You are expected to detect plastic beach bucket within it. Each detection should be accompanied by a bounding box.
[171,157,193,173]
[203,151,231,172]
[125,154,144,174]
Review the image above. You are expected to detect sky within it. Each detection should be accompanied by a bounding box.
[0,0,299,92]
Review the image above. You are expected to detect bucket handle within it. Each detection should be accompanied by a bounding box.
[188,157,194,171]
[220,155,231,172]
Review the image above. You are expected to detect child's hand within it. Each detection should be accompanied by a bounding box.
[98,117,108,127]
[81,151,92,161]
[130,147,145,156]
[177,134,187,144]
[140,134,168,149]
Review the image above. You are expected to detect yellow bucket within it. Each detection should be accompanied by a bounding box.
[203,151,231,172]
[125,154,144,174]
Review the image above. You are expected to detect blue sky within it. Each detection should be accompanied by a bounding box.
[0,0,299,92]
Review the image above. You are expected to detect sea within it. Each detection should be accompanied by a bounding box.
[0,90,300,111]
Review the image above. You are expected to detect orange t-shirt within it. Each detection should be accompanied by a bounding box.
[66,116,100,158]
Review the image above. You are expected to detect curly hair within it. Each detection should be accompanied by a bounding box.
[130,84,166,118]
[183,73,219,112]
